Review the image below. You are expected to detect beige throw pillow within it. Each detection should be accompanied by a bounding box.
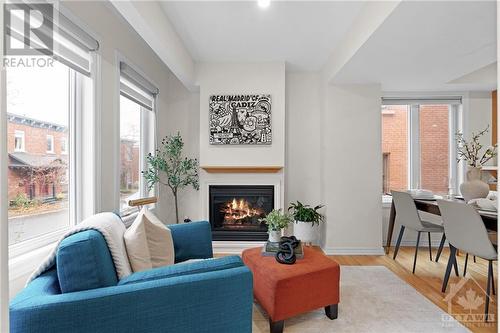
[124,208,175,272]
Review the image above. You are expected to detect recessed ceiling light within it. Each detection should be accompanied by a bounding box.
[257,0,270,9]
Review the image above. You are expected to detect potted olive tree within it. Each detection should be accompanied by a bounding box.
[288,201,324,245]
[142,133,199,224]
[259,209,292,243]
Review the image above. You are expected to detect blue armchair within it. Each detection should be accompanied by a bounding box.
[10,220,254,333]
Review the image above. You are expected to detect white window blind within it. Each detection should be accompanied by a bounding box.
[120,62,159,111]
[382,97,462,105]
[6,3,99,76]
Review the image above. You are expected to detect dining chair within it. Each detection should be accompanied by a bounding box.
[391,191,447,274]
[438,200,497,321]
[463,232,497,277]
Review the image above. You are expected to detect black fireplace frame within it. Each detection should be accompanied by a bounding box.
[209,185,274,241]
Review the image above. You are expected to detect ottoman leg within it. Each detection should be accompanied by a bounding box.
[325,304,338,320]
[269,319,284,333]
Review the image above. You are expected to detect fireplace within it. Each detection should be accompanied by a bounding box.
[209,185,274,241]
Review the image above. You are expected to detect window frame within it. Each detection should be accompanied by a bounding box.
[14,130,25,152]
[115,55,158,221]
[8,65,76,257]
[8,58,99,258]
[381,95,465,204]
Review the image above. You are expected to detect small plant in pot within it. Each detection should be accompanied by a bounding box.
[288,201,324,245]
[259,209,292,243]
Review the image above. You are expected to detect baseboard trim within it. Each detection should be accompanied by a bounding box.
[321,246,386,256]
[384,240,447,247]
[212,241,265,254]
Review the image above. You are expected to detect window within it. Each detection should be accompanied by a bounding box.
[46,135,54,153]
[6,4,98,248]
[7,62,74,245]
[61,137,68,155]
[119,62,158,216]
[381,105,409,193]
[14,130,25,152]
[381,98,462,197]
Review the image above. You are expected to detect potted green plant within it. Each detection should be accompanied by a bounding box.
[142,133,199,224]
[288,201,324,245]
[259,209,292,242]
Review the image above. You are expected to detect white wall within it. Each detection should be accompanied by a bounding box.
[320,84,384,254]
[197,62,286,167]
[468,91,493,151]
[285,72,321,205]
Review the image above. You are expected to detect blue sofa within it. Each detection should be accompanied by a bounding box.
[10,220,254,333]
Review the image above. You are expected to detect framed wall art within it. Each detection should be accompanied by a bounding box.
[209,94,272,145]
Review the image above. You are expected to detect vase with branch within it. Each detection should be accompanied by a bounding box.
[142,133,199,223]
[456,125,497,203]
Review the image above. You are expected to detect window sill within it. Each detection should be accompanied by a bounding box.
[9,228,69,259]
[9,242,55,283]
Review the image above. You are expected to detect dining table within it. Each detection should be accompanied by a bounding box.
[385,197,498,254]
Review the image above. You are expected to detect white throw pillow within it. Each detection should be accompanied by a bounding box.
[124,208,175,272]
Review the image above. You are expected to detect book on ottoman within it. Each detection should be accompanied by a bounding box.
[261,241,304,259]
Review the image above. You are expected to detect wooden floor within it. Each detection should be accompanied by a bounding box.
[330,247,497,333]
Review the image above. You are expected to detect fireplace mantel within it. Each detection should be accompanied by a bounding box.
[201,166,283,173]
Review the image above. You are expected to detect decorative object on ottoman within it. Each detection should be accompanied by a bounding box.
[262,239,304,259]
[242,246,340,333]
[288,201,324,245]
[142,133,199,224]
[259,209,292,242]
[275,236,301,265]
[455,126,497,202]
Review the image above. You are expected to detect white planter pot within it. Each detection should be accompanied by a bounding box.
[268,230,281,243]
[294,221,319,244]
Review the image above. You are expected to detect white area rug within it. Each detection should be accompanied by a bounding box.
[252,266,469,333]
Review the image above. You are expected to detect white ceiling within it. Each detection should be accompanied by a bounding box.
[332,1,497,91]
[160,1,365,71]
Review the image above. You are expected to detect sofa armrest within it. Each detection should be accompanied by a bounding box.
[118,256,243,285]
[10,266,253,333]
[168,221,213,262]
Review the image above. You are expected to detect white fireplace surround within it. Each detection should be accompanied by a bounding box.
[201,174,284,253]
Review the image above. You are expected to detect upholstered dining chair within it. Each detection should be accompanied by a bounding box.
[391,191,447,274]
[463,232,497,277]
[438,199,497,321]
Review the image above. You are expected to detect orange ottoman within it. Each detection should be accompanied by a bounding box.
[242,246,340,333]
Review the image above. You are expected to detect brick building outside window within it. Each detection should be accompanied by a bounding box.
[7,114,69,203]
[382,104,451,195]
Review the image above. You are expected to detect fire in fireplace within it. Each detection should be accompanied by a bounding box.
[221,198,264,225]
[209,185,274,241]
